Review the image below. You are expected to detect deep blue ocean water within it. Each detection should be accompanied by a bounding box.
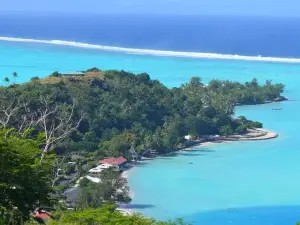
[1,13,300,225]
[1,13,300,57]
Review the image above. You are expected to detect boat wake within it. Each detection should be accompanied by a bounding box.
[1,36,300,63]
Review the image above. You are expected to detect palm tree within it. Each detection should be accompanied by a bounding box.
[12,72,18,85]
[3,77,10,83]
[265,80,272,86]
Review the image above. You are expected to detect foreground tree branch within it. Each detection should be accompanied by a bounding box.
[0,93,28,130]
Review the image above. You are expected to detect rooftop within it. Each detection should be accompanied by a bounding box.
[33,212,51,222]
[88,164,113,173]
[61,72,85,76]
[99,156,127,165]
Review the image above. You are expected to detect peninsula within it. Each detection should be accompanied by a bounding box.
[1,68,285,155]
[0,68,285,224]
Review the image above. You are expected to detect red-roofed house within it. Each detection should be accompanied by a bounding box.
[99,156,127,171]
[33,212,51,223]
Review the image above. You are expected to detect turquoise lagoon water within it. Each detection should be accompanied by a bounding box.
[2,41,300,224]
[128,101,300,225]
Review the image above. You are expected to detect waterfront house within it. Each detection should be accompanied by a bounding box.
[141,148,157,157]
[99,156,127,171]
[184,134,197,147]
[184,135,192,140]
[88,164,112,173]
[150,149,157,156]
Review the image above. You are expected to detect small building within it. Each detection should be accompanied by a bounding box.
[88,164,112,173]
[142,148,157,158]
[184,135,192,140]
[61,72,84,77]
[150,149,157,155]
[99,156,127,171]
[33,210,51,224]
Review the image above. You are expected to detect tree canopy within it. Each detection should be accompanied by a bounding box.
[47,204,190,225]
[0,69,285,157]
[0,131,54,220]
[78,167,131,209]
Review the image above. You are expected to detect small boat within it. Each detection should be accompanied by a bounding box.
[272,108,282,111]
[188,162,193,164]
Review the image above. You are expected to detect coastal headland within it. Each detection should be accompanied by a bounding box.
[1,67,286,221]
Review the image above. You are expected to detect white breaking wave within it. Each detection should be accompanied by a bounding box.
[1,36,300,63]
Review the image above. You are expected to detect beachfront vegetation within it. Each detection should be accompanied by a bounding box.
[0,132,187,225]
[207,78,285,105]
[46,204,190,225]
[77,167,131,209]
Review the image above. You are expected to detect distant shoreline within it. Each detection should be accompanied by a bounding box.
[119,128,278,215]
[184,128,278,150]
[125,129,278,176]
[1,36,300,63]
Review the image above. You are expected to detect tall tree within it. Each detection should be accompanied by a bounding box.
[0,131,54,220]
[12,72,18,78]
[3,77,9,84]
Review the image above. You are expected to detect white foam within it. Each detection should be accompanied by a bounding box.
[1,36,300,63]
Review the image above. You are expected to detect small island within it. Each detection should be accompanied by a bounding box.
[0,68,286,224]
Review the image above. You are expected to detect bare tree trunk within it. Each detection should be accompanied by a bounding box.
[0,92,84,170]
[36,97,84,164]
[51,153,70,187]
[0,94,29,134]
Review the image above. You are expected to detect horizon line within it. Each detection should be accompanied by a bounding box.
[1,10,300,19]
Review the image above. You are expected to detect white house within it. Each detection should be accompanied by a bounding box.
[184,135,192,140]
[88,164,113,173]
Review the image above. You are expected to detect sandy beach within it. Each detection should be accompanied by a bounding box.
[221,128,278,141]
[125,129,278,174]
[184,128,278,150]
[121,169,132,179]
[118,167,136,215]
[121,167,135,198]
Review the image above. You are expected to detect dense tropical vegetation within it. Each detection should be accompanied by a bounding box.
[1,69,285,156]
[0,132,187,225]
[0,131,54,224]
[0,68,285,224]
[77,168,131,209]
[46,205,189,225]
